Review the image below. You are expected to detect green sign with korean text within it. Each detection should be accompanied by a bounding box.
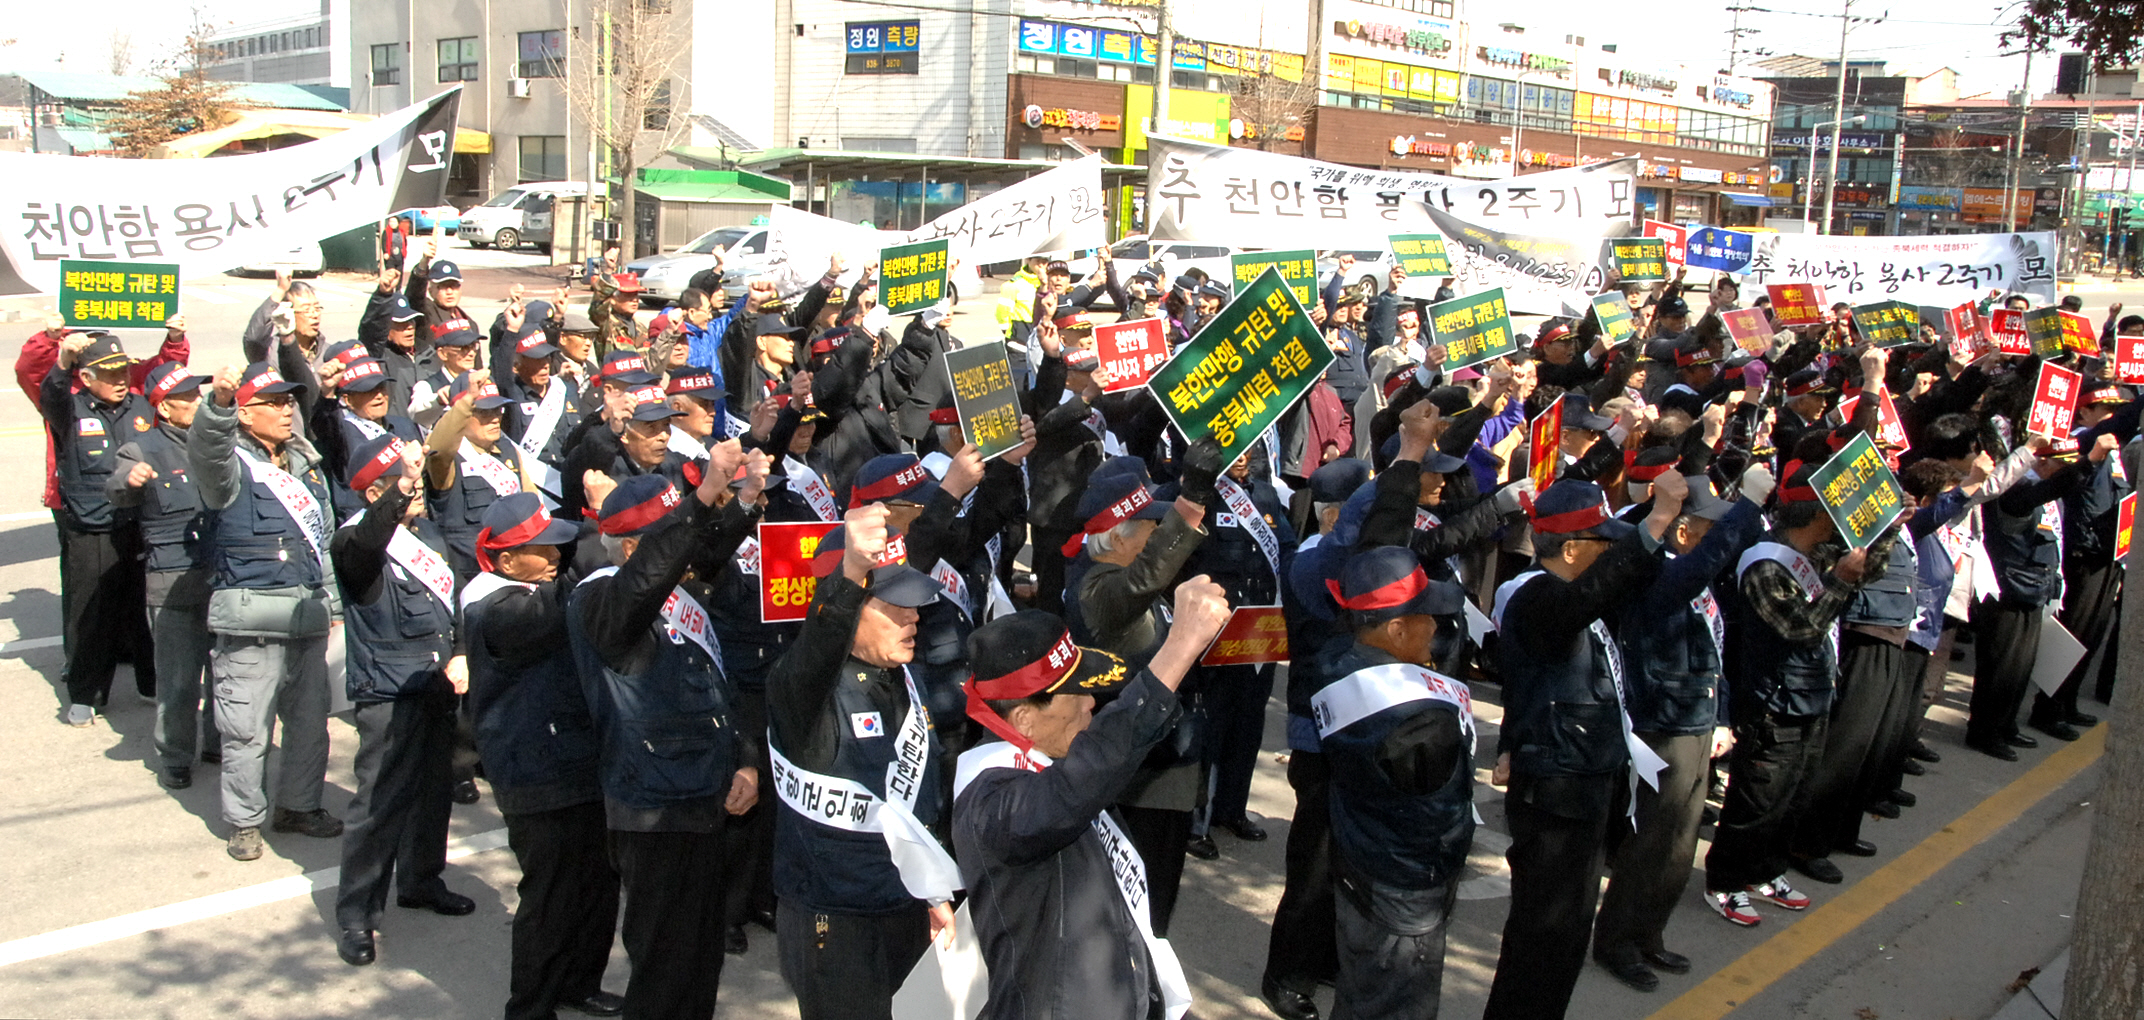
[1851,300,1919,348]
[1149,266,1333,465]
[942,341,1023,461]
[1390,233,1452,277]
[1229,249,1317,308]
[1591,291,1636,346]
[1610,238,1669,282]
[2021,306,2068,359]
[877,239,950,315]
[1809,431,1907,550]
[58,260,180,329]
[1427,288,1516,371]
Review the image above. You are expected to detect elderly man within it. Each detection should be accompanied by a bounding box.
[359,272,425,417]
[411,327,484,429]
[425,371,529,580]
[189,362,343,861]
[952,578,1233,1020]
[243,274,326,365]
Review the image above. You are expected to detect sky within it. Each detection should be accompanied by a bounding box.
[0,0,2066,99]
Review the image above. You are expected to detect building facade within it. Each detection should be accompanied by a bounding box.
[203,0,350,89]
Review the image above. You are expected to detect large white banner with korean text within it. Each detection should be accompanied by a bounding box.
[1741,231,2059,307]
[0,89,462,298]
[1421,207,1621,317]
[902,153,1107,265]
[1145,135,1639,250]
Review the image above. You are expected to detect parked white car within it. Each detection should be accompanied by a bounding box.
[626,226,773,304]
[1061,234,1234,309]
[1317,250,1399,295]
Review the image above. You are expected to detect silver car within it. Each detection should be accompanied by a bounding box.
[625,226,771,304]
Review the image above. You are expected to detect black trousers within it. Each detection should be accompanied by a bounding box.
[1967,599,2044,746]
[610,828,731,1020]
[1117,805,1191,938]
[1031,526,1075,616]
[775,899,932,1020]
[1482,772,1616,1020]
[2035,558,2120,724]
[1706,713,1827,892]
[505,801,620,1020]
[1879,644,1936,794]
[335,685,457,931]
[1594,731,1711,958]
[1795,633,1910,858]
[1199,663,1274,826]
[723,688,778,930]
[1332,873,1457,1020]
[1263,749,1338,992]
[60,523,155,706]
[2095,585,2125,705]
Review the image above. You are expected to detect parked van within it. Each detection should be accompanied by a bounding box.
[458,181,592,253]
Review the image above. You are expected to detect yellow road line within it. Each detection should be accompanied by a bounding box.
[1645,726,2107,1020]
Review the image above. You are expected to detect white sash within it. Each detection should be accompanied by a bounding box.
[460,571,535,611]
[1217,477,1280,576]
[1415,507,1442,531]
[725,410,752,439]
[734,536,761,576]
[387,526,457,610]
[242,454,327,567]
[786,455,840,522]
[767,670,960,901]
[459,439,523,495]
[343,411,386,442]
[1311,662,1475,753]
[581,566,722,664]
[1490,570,1667,809]
[951,742,1193,1020]
[1693,588,1726,660]
[668,425,709,461]
[930,561,974,618]
[518,376,569,463]
[1737,542,1824,599]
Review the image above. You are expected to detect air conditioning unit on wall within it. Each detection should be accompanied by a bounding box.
[507,77,531,98]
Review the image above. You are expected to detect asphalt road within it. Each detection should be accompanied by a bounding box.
[0,252,2131,1019]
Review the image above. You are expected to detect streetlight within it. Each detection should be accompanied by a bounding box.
[1804,114,1865,231]
[1509,67,1566,178]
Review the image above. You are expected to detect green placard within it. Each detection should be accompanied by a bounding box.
[1851,300,1919,349]
[942,341,1023,461]
[1228,249,1317,308]
[1149,266,1334,465]
[1389,233,1452,277]
[878,239,950,315]
[1808,431,1907,550]
[1426,288,1516,371]
[1591,291,1636,346]
[58,260,180,329]
[2022,306,2068,358]
[1610,238,1669,283]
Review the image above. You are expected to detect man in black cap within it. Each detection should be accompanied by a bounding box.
[567,452,766,1020]
[1481,474,1685,1020]
[1772,369,1838,466]
[410,326,483,428]
[1315,546,1476,1020]
[557,350,660,522]
[1657,344,1730,420]
[425,371,529,580]
[1591,468,1772,991]
[190,362,342,860]
[43,332,162,726]
[464,493,624,1019]
[502,322,585,507]
[311,356,423,518]
[1648,294,1690,340]
[361,268,427,417]
[764,505,961,1019]
[406,249,478,342]
[330,436,474,966]
[953,577,1234,1020]
[109,363,217,785]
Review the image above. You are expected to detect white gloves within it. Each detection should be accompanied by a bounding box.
[1495,477,1536,514]
[1738,464,1777,506]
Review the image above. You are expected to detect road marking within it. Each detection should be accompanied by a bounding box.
[1644,727,2107,1020]
[0,826,510,969]
[0,510,54,523]
[0,636,61,654]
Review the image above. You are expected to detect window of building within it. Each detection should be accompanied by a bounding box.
[518,135,566,181]
[438,37,478,82]
[643,79,672,129]
[518,29,565,78]
[370,43,400,86]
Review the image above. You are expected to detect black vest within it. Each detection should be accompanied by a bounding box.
[1621,588,1726,735]
[58,389,151,532]
[1985,496,2063,607]
[565,572,739,813]
[1733,552,1839,719]
[1322,656,1474,890]
[342,517,457,702]
[465,575,602,814]
[1496,573,1627,777]
[430,440,523,577]
[211,446,334,593]
[134,422,211,573]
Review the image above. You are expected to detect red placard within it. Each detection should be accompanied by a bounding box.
[1199,605,1290,666]
[1946,302,1992,362]
[2116,333,2144,385]
[1840,390,1910,450]
[1723,307,1773,354]
[1990,309,2032,354]
[1527,400,1564,490]
[2026,361,2082,440]
[1643,219,1688,268]
[2060,310,2102,357]
[2117,491,2137,563]
[1767,283,1829,327]
[758,520,835,623]
[1095,317,1171,393]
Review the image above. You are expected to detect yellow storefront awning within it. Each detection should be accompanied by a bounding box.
[151,108,489,158]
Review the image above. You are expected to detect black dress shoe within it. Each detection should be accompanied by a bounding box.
[1186,835,1220,860]
[1218,817,1269,841]
[1900,758,1927,777]
[560,991,626,1016]
[2030,719,2080,742]
[2067,711,2100,728]
[725,925,748,956]
[749,907,777,933]
[2005,732,2040,749]
[1866,800,1900,819]
[1643,948,1692,974]
[1259,977,1320,1020]
[1969,739,2020,762]
[158,766,192,790]
[1837,839,1878,858]
[1908,741,1942,763]
[337,928,376,966]
[397,890,476,916]
[1594,948,1660,992]
[1886,788,1917,808]
[1791,855,1844,884]
[453,779,482,804]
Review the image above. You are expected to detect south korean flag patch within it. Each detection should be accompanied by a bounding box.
[851,711,886,739]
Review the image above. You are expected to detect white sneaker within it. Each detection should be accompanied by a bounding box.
[64,704,94,728]
[1707,889,1762,927]
[1750,875,1812,910]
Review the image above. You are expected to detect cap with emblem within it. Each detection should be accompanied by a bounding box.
[2082,383,2130,408]
[1328,546,1465,627]
[145,363,210,405]
[851,453,940,508]
[514,326,559,360]
[435,327,481,349]
[1052,307,1094,331]
[809,524,945,607]
[1065,463,1171,556]
[338,357,391,394]
[1064,348,1100,373]
[348,434,409,492]
[599,475,683,536]
[78,334,134,372]
[1045,260,1071,276]
[449,371,512,410]
[964,610,1134,748]
[626,384,680,421]
[429,260,464,284]
[1673,342,1721,368]
[1533,321,1575,348]
[235,362,305,405]
[385,295,423,322]
[666,370,722,401]
[1529,479,1636,543]
[1782,368,1836,397]
[1198,283,1231,303]
[1655,295,1690,318]
[475,493,579,571]
[322,340,368,368]
[600,350,659,386]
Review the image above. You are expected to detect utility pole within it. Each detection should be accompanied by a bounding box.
[1152,0,1173,139]
[2126,101,2142,270]
[2005,47,2034,231]
[1725,4,1759,76]
[1818,0,1854,235]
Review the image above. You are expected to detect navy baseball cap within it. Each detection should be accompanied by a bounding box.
[234,362,305,405]
[1529,479,1635,543]
[513,326,558,360]
[598,475,682,536]
[1376,433,1466,474]
[449,371,512,410]
[476,492,579,570]
[347,434,409,492]
[435,327,481,349]
[144,363,209,405]
[78,334,133,372]
[322,340,368,368]
[625,384,680,422]
[1328,546,1465,624]
[430,260,464,284]
[1066,464,1171,557]
[1560,393,1615,432]
[601,350,659,386]
[665,369,723,401]
[1308,458,1372,503]
[385,295,423,322]
[850,453,939,509]
[338,357,391,394]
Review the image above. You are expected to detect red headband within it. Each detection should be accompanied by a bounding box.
[602,354,648,379]
[1530,499,1612,534]
[349,439,406,492]
[1324,567,1428,612]
[851,462,931,508]
[149,371,200,405]
[474,508,560,573]
[811,532,907,578]
[965,630,1083,753]
[235,370,288,407]
[1061,485,1155,557]
[598,484,681,535]
[928,407,960,425]
[1778,476,1822,504]
[1622,448,1676,483]
[341,360,385,388]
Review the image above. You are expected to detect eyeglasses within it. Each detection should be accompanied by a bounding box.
[244,395,295,409]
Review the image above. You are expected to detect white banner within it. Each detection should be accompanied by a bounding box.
[1740,231,2059,307]
[0,89,461,297]
[904,154,1108,264]
[1145,135,1638,250]
[1422,207,1619,316]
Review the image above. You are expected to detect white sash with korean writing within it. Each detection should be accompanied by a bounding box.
[459,571,535,612]
[1217,477,1280,576]
[459,439,522,495]
[952,742,1192,1020]
[726,410,752,439]
[343,411,386,442]
[388,526,457,610]
[1415,507,1442,531]
[517,379,569,505]
[767,669,961,901]
[786,456,840,522]
[1311,662,1475,751]
[580,565,721,663]
[669,425,709,462]
[1693,588,1726,660]
[1739,541,1840,660]
[930,561,974,618]
[242,454,327,567]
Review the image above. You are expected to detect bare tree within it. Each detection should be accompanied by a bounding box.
[108,30,135,76]
[1229,13,1317,153]
[107,10,241,158]
[563,0,694,259]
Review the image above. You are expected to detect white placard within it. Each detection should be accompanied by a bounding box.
[1741,231,2058,307]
